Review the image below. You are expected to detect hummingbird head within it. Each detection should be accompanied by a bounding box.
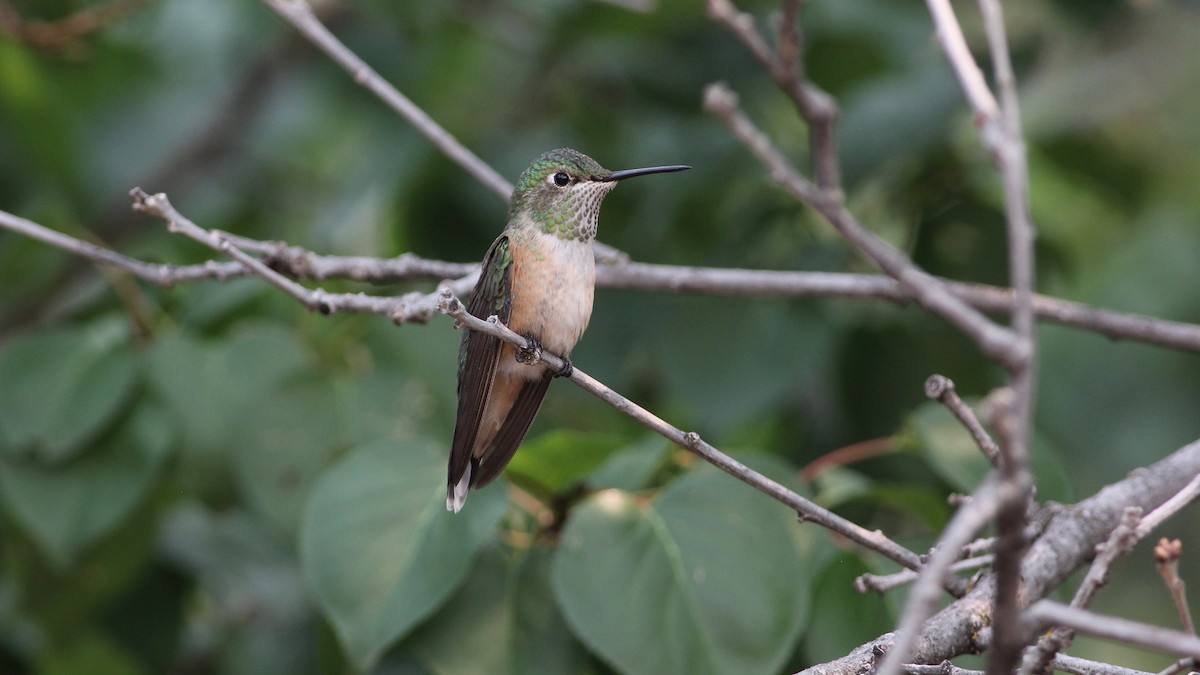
[509,148,689,242]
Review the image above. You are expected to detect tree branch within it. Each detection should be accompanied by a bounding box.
[924,374,1001,467]
[6,207,1200,351]
[703,82,1023,370]
[876,477,1005,675]
[256,0,512,201]
[1025,602,1200,660]
[798,438,1200,675]
[436,289,927,572]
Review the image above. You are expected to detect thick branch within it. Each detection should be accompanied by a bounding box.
[799,438,1200,674]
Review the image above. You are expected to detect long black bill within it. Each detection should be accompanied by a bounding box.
[605,164,691,181]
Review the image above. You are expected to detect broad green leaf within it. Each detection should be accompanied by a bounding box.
[0,320,138,464]
[231,378,343,534]
[39,631,145,675]
[0,402,172,569]
[300,438,506,670]
[406,545,510,675]
[397,546,590,675]
[505,430,624,496]
[813,466,874,509]
[146,323,309,493]
[510,548,591,675]
[159,503,314,674]
[802,554,895,665]
[586,435,670,492]
[553,465,810,675]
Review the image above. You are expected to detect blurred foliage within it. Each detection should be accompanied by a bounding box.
[1,0,1199,672]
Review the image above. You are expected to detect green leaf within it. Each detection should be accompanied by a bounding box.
[299,438,506,670]
[146,323,309,493]
[553,465,810,675]
[159,503,313,675]
[0,320,138,464]
[586,435,670,492]
[396,546,590,675]
[231,377,343,534]
[802,554,895,665]
[39,631,146,675]
[405,545,511,675]
[0,401,173,570]
[510,548,591,675]
[505,430,624,496]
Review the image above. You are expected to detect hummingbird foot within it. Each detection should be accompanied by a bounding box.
[553,356,573,379]
[517,335,543,366]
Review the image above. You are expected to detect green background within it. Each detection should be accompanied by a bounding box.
[1,0,1199,672]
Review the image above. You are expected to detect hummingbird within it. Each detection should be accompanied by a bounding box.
[447,148,689,512]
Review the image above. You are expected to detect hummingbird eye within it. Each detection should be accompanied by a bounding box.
[551,171,570,187]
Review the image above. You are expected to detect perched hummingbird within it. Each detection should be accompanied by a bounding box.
[447,148,689,512]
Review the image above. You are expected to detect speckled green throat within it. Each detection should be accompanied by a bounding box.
[509,149,617,241]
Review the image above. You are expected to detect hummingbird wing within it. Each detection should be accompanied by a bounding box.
[448,235,516,494]
[471,374,550,488]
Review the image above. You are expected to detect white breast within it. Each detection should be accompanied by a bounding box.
[510,227,596,358]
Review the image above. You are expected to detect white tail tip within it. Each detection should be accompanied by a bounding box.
[446,464,471,513]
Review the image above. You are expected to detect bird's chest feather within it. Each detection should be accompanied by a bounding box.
[507,231,596,356]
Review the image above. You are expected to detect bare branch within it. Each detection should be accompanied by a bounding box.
[1025,601,1200,660]
[924,374,1001,467]
[257,0,512,201]
[1051,654,1155,675]
[1021,508,1144,674]
[919,1,1039,669]
[1155,656,1199,675]
[1137,472,1200,538]
[436,289,925,572]
[857,555,994,595]
[799,439,1200,675]
[876,478,1005,675]
[903,662,980,675]
[922,0,999,123]
[707,0,841,193]
[7,207,1200,353]
[127,189,471,324]
[703,82,1023,369]
[1155,539,1195,637]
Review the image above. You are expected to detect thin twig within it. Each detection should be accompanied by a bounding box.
[7,207,1200,351]
[924,374,1001,467]
[258,0,512,201]
[857,555,994,595]
[12,206,1200,347]
[1155,656,1198,675]
[798,440,1200,675]
[1137,472,1200,538]
[703,82,1022,369]
[708,0,841,193]
[919,1,1039,669]
[435,289,926,572]
[1155,539,1195,636]
[127,189,471,324]
[1021,508,1144,674]
[876,478,1006,675]
[1051,654,1155,675]
[1025,601,1200,659]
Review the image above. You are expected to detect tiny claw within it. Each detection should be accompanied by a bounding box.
[517,336,542,366]
[554,356,573,378]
